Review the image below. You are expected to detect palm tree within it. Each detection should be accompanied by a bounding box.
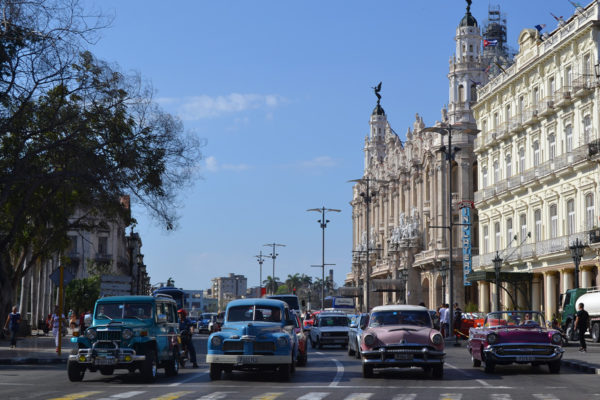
[263,276,280,295]
[286,273,301,293]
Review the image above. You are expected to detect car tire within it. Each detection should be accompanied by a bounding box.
[592,322,600,343]
[297,352,307,367]
[432,365,443,379]
[548,361,561,374]
[290,353,296,374]
[278,362,292,381]
[165,350,179,377]
[362,363,374,378]
[566,320,577,342]
[99,367,114,376]
[317,337,323,350]
[209,363,222,380]
[310,337,316,349]
[348,343,355,356]
[141,350,158,383]
[484,360,495,374]
[67,359,85,382]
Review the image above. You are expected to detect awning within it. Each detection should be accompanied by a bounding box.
[371,279,406,292]
[338,286,362,297]
[466,270,533,284]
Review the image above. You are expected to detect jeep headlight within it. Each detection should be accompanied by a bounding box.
[210,335,223,347]
[431,332,443,345]
[551,332,562,345]
[277,336,288,347]
[122,329,133,340]
[487,332,498,344]
[363,333,376,347]
[86,328,97,340]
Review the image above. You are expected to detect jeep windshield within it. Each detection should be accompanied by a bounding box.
[95,302,153,320]
[227,305,282,322]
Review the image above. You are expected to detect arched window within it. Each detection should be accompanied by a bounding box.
[519,147,525,172]
[548,134,556,160]
[506,218,513,248]
[505,153,512,178]
[458,84,465,103]
[584,115,592,144]
[567,199,575,235]
[533,141,540,166]
[586,193,595,230]
[565,124,573,152]
[550,204,558,238]
[482,166,488,188]
[534,209,542,241]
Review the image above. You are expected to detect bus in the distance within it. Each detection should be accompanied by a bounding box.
[152,287,185,310]
[323,296,355,313]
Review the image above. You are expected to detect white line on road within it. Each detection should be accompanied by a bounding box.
[439,394,462,400]
[343,394,373,400]
[329,358,344,387]
[532,395,560,400]
[392,395,416,400]
[196,392,237,400]
[96,391,147,399]
[296,393,330,400]
[168,370,208,386]
[445,362,492,388]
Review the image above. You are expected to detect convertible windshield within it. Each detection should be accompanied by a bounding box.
[95,303,153,320]
[369,310,432,328]
[227,305,282,322]
[485,311,545,328]
[319,316,349,327]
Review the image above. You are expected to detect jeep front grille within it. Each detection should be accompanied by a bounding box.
[97,330,121,341]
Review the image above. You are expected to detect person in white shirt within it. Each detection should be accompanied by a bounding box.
[439,304,450,337]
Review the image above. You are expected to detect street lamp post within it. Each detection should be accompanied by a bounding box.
[422,123,479,340]
[569,237,586,289]
[492,251,503,312]
[264,243,285,295]
[439,260,448,304]
[400,268,408,304]
[255,251,267,295]
[349,178,388,312]
[307,207,341,310]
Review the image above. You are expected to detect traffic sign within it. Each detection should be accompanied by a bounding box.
[49,267,75,287]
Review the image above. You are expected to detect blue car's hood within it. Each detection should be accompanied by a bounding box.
[222,321,284,336]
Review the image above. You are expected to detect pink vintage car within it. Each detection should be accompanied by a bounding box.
[467,311,564,374]
[360,305,445,379]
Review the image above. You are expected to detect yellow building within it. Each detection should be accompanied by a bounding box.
[472,1,600,321]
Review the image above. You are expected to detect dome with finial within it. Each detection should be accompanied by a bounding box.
[372,104,385,116]
[459,0,478,27]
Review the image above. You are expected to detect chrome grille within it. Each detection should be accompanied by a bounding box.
[97,330,121,341]
[323,332,348,337]
[496,345,554,356]
[223,341,244,352]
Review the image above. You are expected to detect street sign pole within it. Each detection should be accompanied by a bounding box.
[58,265,64,355]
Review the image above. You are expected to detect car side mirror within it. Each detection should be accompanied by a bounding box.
[157,314,167,324]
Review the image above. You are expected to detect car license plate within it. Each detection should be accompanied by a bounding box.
[236,355,257,364]
[516,356,535,362]
[394,353,412,360]
[94,357,116,366]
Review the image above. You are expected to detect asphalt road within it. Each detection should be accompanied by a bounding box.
[1,335,598,400]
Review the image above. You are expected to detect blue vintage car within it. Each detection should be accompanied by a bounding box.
[68,295,181,383]
[207,298,298,380]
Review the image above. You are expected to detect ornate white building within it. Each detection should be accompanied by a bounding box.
[472,1,600,321]
[346,2,487,311]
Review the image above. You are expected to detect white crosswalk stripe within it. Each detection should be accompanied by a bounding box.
[297,393,330,400]
[439,395,462,400]
[533,396,560,400]
[392,395,417,400]
[490,395,512,400]
[197,393,238,400]
[343,394,373,400]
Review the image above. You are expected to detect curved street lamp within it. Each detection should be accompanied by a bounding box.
[569,237,586,289]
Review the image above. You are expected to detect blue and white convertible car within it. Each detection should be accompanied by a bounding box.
[206,298,298,380]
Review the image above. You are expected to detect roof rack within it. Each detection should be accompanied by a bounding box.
[154,293,173,299]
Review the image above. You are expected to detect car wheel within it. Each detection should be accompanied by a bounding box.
[165,350,179,377]
[471,352,481,367]
[290,353,296,374]
[209,363,222,380]
[317,337,323,350]
[355,349,361,359]
[566,320,577,342]
[278,361,292,381]
[432,365,443,379]
[67,360,85,382]
[362,363,374,378]
[348,343,355,356]
[592,322,600,343]
[99,367,114,376]
[548,361,561,374]
[141,350,158,383]
[310,337,316,349]
[297,352,307,367]
[484,360,495,374]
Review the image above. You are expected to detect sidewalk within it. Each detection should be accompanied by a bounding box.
[0,330,73,365]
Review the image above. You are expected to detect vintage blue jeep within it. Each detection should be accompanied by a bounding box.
[68,295,181,382]
[207,298,298,380]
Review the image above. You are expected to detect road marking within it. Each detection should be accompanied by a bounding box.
[168,370,208,386]
[439,395,462,400]
[297,393,330,400]
[48,392,103,400]
[149,391,194,400]
[533,396,560,400]
[250,393,284,400]
[476,379,491,387]
[329,358,344,387]
[96,392,147,399]
[490,395,512,400]
[392,395,416,400]
[344,394,373,400]
[445,362,490,388]
[197,393,238,400]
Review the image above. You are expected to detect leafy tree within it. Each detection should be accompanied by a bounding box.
[263,276,280,295]
[0,1,203,318]
[285,273,301,293]
[65,275,100,315]
[275,284,289,295]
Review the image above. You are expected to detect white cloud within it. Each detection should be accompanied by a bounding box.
[158,93,286,121]
[204,156,250,173]
[298,156,337,169]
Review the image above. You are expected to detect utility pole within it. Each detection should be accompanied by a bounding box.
[255,251,266,296]
[263,243,285,294]
[307,207,340,310]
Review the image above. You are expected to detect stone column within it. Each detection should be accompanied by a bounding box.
[544,272,557,322]
[479,281,490,313]
[561,268,573,293]
[582,266,593,288]
[532,274,542,312]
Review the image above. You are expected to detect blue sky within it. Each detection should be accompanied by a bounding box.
[85,0,579,291]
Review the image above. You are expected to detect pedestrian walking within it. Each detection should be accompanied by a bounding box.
[453,303,462,346]
[440,304,450,337]
[4,306,21,348]
[575,302,590,352]
[50,305,65,352]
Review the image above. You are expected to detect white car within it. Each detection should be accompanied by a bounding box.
[309,312,350,349]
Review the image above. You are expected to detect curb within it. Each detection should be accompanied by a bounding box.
[0,357,67,365]
[561,358,600,374]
